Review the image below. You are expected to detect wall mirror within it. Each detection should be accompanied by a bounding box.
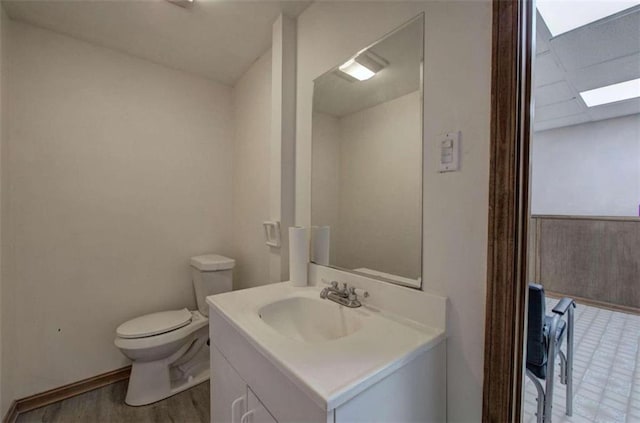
[311,14,424,289]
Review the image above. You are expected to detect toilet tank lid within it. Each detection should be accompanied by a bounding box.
[190,254,235,271]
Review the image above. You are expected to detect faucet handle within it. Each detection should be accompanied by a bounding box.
[348,287,369,300]
[320,287,329,299]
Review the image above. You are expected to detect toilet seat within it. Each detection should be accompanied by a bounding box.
[117,308,192,339]
[115,310,207,352]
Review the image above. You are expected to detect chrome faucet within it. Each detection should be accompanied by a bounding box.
[320,281,369,308]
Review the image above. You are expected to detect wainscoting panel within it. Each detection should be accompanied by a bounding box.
[529,215,640,311]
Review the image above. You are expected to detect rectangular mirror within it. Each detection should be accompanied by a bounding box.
[311,14,424,289]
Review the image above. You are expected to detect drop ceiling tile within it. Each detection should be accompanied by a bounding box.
[536,13,551,54]
[534,6,640,130]
[550,8,640,71]
[586,98,640,121]
[535,99,584,121]
[535,81,574,107]
[534,113,590,132]
[536,35,550,55]
[535,52,565,87]
[569,53,640,92]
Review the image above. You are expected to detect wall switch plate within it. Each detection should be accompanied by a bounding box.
[439,131,461,172]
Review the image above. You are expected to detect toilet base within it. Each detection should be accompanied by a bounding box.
[125,338,210,406]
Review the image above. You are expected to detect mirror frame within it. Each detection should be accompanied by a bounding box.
[310,13,425,290]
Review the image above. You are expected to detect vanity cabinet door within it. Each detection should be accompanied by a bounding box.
[211,346,247,423]
[242,388,277,423]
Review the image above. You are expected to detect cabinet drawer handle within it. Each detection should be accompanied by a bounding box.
[231,396,245,423]
[240,410,254,423]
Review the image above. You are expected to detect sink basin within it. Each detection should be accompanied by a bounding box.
[258,297,363,342]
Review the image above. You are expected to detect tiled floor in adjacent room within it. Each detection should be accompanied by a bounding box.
[523,299,640,423]
[16,380,209,423]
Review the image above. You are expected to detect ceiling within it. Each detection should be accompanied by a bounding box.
[313,16,422,118]
[534,5,640,131]
[2,0,312,86]
[3,1,637,122]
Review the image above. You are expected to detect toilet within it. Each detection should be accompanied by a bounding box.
[114,254,234,406]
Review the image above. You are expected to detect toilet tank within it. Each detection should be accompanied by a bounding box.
[190,254,235,316]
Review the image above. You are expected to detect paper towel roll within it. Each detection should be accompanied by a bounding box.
[289,226,309,286]
[311,226,330,266]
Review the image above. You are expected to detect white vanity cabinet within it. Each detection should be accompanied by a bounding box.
[211,344,277,423]
[209,299,446,423]
[246,389,277,423]
[209,308,331,423]
[211,347,248,423]
[211,345,314,423]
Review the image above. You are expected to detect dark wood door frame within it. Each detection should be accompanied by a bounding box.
[483,0,534,421]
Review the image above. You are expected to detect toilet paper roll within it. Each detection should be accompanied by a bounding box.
[311,226,330,266]
[289,226,309,287]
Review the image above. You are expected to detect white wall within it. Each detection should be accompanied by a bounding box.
[1,21,234,411]
[297,2,491,421]
[337,91,421,279]
[312,91,422,280]
[231,50,272,290]
[268,15,297,284]
[0,5,6,413]
[310,111,341,265]
[531,114,640,217]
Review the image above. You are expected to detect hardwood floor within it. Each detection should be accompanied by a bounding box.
[16,380,210,423]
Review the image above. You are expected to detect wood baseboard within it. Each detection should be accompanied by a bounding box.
[2,366,131,423]
[1,402,18,423]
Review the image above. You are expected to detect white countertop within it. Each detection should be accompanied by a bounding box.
[206,281,446,411]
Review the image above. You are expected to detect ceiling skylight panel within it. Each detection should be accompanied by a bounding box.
[537,0,640,36]
[579,78,640,106]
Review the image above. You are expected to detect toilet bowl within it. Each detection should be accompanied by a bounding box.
[114,254,234,406]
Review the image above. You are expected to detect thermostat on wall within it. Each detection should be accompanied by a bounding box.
[439,131,461,172]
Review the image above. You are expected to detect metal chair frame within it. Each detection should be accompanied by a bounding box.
[526,290,576,423]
